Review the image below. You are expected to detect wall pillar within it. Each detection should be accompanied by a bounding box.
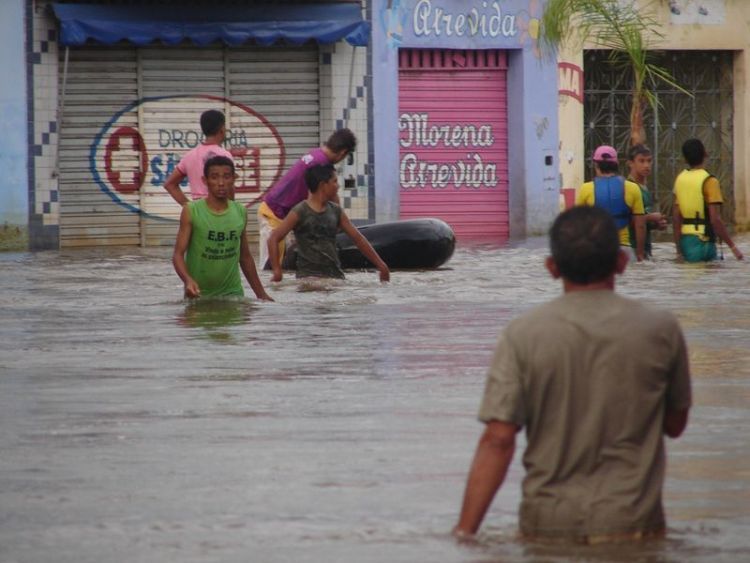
[0,0,28,250]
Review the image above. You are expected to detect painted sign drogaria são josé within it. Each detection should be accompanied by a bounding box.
[90,95,284,219]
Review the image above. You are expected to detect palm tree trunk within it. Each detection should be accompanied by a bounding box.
[630,93,647,146]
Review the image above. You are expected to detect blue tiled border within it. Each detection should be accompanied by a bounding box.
[366,0,375,222]
[26,0,58,250]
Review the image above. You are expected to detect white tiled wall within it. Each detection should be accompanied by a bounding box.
[32,0,60,228]
[319,38,371,222]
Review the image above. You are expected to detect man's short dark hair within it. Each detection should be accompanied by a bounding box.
[200,110,226,137]
[304,163,336,193]
[550,206,620,284]
[203,155,234,178]
[596,159,619,174]
[627,144,652,161]
[682,138,706,167]
[325,128,357,154]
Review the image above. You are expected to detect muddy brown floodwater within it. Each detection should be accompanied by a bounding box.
[1,236,748,562]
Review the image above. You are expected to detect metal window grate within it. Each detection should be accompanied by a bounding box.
[584,50,735,222]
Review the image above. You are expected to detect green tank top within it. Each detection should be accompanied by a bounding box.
[186,199,247,297]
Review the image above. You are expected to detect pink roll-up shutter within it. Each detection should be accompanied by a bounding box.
[398,49,509,241]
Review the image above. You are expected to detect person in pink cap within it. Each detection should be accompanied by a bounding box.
[576,144,646,261]
[163,110,234,206]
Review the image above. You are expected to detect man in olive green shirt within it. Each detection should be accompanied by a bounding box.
[454,206,691,543]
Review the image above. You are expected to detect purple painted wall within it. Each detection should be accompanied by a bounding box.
[398,49,510,240]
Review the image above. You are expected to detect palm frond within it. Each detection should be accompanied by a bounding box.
[538,0,694,146]
[539,0,663,56]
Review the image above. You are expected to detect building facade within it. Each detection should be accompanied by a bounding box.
[558,0,750,230]
[12,0,373,250]
[5,1,749,251]
[5,0,561,251]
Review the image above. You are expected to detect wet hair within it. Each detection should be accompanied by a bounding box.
[325,128,357,154]
[627,143,652,161]
[682,138,706,167]
[200,110,226,137]
[549,206,620,284]
[203,155,234,178]
[304,163,336,193]
[595,159,619,174]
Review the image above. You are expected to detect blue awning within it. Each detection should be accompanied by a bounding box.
[52,2,370,47]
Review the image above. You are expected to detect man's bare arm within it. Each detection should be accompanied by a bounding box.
[708,204,743,260]
[164,169,189,206]
[633,214,646,261]
[672,202,684,258]
[453,420,518,537]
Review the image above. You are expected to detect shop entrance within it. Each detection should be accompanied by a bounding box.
[398,49,509,241]
[58,45,319,247]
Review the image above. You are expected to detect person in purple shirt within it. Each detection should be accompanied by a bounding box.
[257,128,356,269]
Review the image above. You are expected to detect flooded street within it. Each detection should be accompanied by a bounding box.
[1,236,749,563]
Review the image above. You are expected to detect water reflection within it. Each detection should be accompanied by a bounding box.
[177,297,255,342]
[0,236,748,562]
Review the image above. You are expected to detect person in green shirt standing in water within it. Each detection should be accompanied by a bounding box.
[173,155,273,301]
[626,144,667,259]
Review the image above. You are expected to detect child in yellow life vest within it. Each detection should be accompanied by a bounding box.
[672,139,743,262]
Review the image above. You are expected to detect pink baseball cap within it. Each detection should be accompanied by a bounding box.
[593,145,618,162]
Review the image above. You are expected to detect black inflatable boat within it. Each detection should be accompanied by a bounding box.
[281,218,455,270]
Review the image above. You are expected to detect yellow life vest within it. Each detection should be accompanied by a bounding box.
[674,169,712,238]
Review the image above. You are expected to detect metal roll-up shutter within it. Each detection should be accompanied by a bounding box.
[139,47,227,246]
[59,44,319,249]
[59,47,140,247]
[228,45,320,246]
[398,49,509,242]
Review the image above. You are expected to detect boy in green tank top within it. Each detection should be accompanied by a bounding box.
[173,156,273,300]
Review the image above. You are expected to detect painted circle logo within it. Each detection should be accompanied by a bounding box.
[91,94,285,219]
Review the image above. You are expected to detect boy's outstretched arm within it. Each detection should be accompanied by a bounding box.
[632,214,646,261]
[239,226,273,301]
[339,214,390,282]
[172,206,200,297]
[708,204,743,260]
[646,211,668,230]
[268,211,299,282]
[672,201,684,260]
